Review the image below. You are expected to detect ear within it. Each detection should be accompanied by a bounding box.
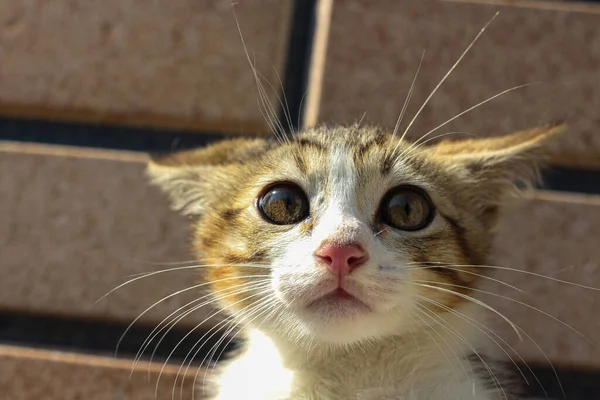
[147,138,270,216]
[426,123,564,212]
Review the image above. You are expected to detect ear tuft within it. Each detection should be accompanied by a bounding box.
[427,123,565,216]
[146,138,270,216]
[431,122,564,158]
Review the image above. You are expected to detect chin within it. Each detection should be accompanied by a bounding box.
[291,297,404,345]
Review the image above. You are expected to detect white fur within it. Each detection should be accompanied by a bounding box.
[215,307,504,399]
[211,146,509,399]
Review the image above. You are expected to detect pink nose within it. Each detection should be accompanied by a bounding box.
[314,244,368,276]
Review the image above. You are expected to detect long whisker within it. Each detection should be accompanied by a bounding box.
[232,4,287,143]
[406,264,525,295]
[270,65,295,136]
[417,279,594,346]
[407,305,467,385]
[408,263,600,292]
[97,263,271,303]
[176,297,272,393]
[154,287,274,396]
[404,280,565,397]
[255,67,288,142]
[386,50,426,155]
[397,131,476,162]
[412,304,484,393]
[143,281,271,371]
[419,304,508,400]
[416,83,539,145]
[406,281,523,341]
[119,276,270,359]
[414,294,551,399]
[174,312,242,399]
[197,297,280,399]
[416,294,533,385]
[399,12,499,143]
[133,280,270,374]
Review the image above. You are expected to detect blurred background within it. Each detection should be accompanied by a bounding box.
[1,0,599,398]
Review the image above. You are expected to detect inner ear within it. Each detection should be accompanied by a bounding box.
[424,123,564,222]
[427,123,564,159]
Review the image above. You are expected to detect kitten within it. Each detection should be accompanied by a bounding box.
[147,122,562,399]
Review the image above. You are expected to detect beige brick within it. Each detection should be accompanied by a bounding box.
[486,191,600,368]
[0,0,292,134]
[0,142,216,325]
[307,0,600,167]
[0,345,201,399]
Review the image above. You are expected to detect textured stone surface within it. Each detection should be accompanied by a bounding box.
[485,192,600,368]
[0,346,199,399]
[309,0,600,166]
[0,0,291,134]
[0,143,217,325]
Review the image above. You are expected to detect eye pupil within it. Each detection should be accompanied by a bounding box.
[258,183,309,225]
[380,186,434,231]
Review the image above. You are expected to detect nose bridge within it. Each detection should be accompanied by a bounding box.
[313,145,367,247]
[313,203,367,248]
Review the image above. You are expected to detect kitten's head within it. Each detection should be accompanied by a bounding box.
[148,124,562,345]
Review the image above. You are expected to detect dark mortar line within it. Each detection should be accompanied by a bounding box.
[0,310,239,365]
[277,0,318,132]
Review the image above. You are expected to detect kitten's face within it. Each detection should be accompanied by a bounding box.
[148,124,561,345]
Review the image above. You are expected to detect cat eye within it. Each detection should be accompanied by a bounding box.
[379,186,434,231]
[257,183,309,225]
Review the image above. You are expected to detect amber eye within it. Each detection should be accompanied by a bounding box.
[380,186,434,231]
[257,183,309,225]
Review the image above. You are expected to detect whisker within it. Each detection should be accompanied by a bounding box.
[198,297,280,398]
[269,65,295,137]
[430,280,593,346]
[143,281,271,370]
[255,69,287,142]
[118,276,270,359]
[416,303,507,399]
[404,281,523,341]
[133,280,270,374]
[386,50,426,155]
[397,131,476,162]
[395,303,422,352]
[415,83,540,145]
[175,312,243,399]
[176,297,268,386]
[402,263,525,295]
[399,12,499,143]
[411,304,479,391]
[404,280,565,397]
[96,263,271,303]
[154,287,274,396]
[232,4,287,143]
[414,294,551,399]
[409,263,600,292]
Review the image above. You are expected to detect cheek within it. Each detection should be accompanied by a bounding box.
[406,267,474,311]
[271,239,321,281]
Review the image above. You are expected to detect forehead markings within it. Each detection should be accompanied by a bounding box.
[352,133,387,165]
[327,145,358,207]
[310,145,359,241]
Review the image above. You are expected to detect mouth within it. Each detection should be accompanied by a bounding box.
[305,287,371,316]
[328,288,357,300]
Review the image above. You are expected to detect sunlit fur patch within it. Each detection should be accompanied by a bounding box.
[147,122,561,346]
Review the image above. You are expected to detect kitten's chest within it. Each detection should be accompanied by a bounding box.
[212,330,499,400]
